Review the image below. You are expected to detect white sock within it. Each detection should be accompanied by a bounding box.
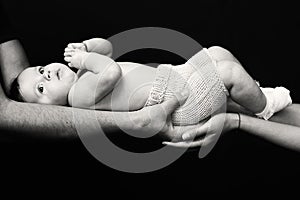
[256,86,292,120]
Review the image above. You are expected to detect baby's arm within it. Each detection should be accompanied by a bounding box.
[65,38,113,58]
[65,50,118,73]
[66,50,122,108]
[83,38,113,57]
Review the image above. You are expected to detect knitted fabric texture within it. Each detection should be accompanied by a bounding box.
[144,48,227,125]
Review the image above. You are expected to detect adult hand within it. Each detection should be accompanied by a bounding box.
[132,90,191,141]
[162,113,239,148]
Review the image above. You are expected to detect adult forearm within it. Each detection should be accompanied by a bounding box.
[0,40,29,95]
[240,114,300,152]
[0,99,137,140]
[0,99,77,139]
[0,73,140,141]
[269,104,300,127]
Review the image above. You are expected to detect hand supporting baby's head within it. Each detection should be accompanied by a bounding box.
[10,63,78,105]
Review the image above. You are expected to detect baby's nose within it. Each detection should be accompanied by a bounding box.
[44,70,51,80]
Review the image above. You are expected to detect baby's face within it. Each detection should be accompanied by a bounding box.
[18,63,78,105]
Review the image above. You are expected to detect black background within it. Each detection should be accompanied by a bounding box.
[1,0,300,196]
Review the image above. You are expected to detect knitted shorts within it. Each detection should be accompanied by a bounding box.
[144,48,228,125]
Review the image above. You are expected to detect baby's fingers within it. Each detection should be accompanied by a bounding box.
[64,47,75,52]
[67,43,84,49]
[68,62,74,68]
[64,50,76,57]
[67,43,76,48]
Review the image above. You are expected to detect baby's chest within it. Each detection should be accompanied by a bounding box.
[93,76,153,111]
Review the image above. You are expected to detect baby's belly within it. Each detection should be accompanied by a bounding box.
[94,62,156,111]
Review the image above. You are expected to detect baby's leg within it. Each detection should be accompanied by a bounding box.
[207,46,292,119]
[208,46,242,64]
[226,97,255,116]
[207,46,261,114]
[216,60,267,114]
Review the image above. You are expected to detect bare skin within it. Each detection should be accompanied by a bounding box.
[164,105,300,152]
[0,40,187,140]
[2,40,300,155]
[64,43,267,116]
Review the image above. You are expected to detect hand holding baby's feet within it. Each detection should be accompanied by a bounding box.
[64,49,89,69]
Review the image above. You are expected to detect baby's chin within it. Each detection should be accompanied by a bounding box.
[61,66,78,84]
[50,97,68,106]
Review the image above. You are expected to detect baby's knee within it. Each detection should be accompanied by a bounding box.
[208,46,228,53]
[208,46,232,59]
[216,60,243,88]
[208,46,239,63]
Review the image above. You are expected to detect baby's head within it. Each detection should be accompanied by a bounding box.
[10,63,78,105]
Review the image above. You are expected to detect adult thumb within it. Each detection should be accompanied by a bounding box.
[161,89,189,116]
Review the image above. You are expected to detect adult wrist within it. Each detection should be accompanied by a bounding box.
[113,110,146,132]
[226,113,240,130]
[129,110,151,131]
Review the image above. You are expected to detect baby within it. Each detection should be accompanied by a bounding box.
[10,38,292,125]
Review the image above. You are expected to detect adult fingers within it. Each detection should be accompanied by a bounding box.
[162,140,204,148]
[181,122,209,140]
[163,134,216,148]
[160,90,189,116]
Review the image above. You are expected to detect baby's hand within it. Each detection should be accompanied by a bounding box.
[64,43,87,68]
[65,42,87,52]
[64,49,89,69]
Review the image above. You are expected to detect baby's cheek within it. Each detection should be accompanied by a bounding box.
[52,90,69,105]
[48,84,67,103]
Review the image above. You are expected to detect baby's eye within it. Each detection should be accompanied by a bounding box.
[38,67,45,74]
[37,83,44,93]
